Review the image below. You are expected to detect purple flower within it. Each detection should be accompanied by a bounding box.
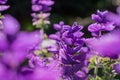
[25,53,61,80]
[2,14,20,35]
[0,31,42,68]
[48,22,89,80]
[0,15,44,79]
[32,0,54,12]
[106,6,120,27]
[88,22,115,37]
[92,10,108,23]
[85,29,120,59]
[0,5,9,11]
[26,68,60,80]
[0,0,9,11]
[0,32,8,51]
[28,54,46,68]
[31,0,54,27]
[0,0,7,4]
[88,23,101,37]
[49,22,84,55]
[88,10,115,37]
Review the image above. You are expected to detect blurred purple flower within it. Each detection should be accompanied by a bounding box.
[0,31,42,68]
[0,15,45,79]
[0,32,8,51]
[2,14,20,35]
[0,5,9,11]
[25,58,61,80]
[85,29,120,59]
[106,6,120,27]
[0,0,9,11]
[0,0,7,4]
[26,68,60,80]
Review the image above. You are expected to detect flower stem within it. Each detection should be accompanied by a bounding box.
[94,56,98,80]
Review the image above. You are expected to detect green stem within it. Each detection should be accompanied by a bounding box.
[94,66,98,80]
[94,56,98,80]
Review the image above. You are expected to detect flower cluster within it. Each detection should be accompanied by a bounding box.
[85,8,120,79]
[48,22,89,80]
[31,0,54,28]
[88,10,115,37]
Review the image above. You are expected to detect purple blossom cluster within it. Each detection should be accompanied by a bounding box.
[88,10,115,37]
[1,0,120,80]
[86,10,120,77]
[31,0,54,27]
[48,22,89,80]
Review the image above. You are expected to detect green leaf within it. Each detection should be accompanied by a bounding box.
[89,56,96,69]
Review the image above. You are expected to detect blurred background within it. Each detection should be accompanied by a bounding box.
[3,0,119,35]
